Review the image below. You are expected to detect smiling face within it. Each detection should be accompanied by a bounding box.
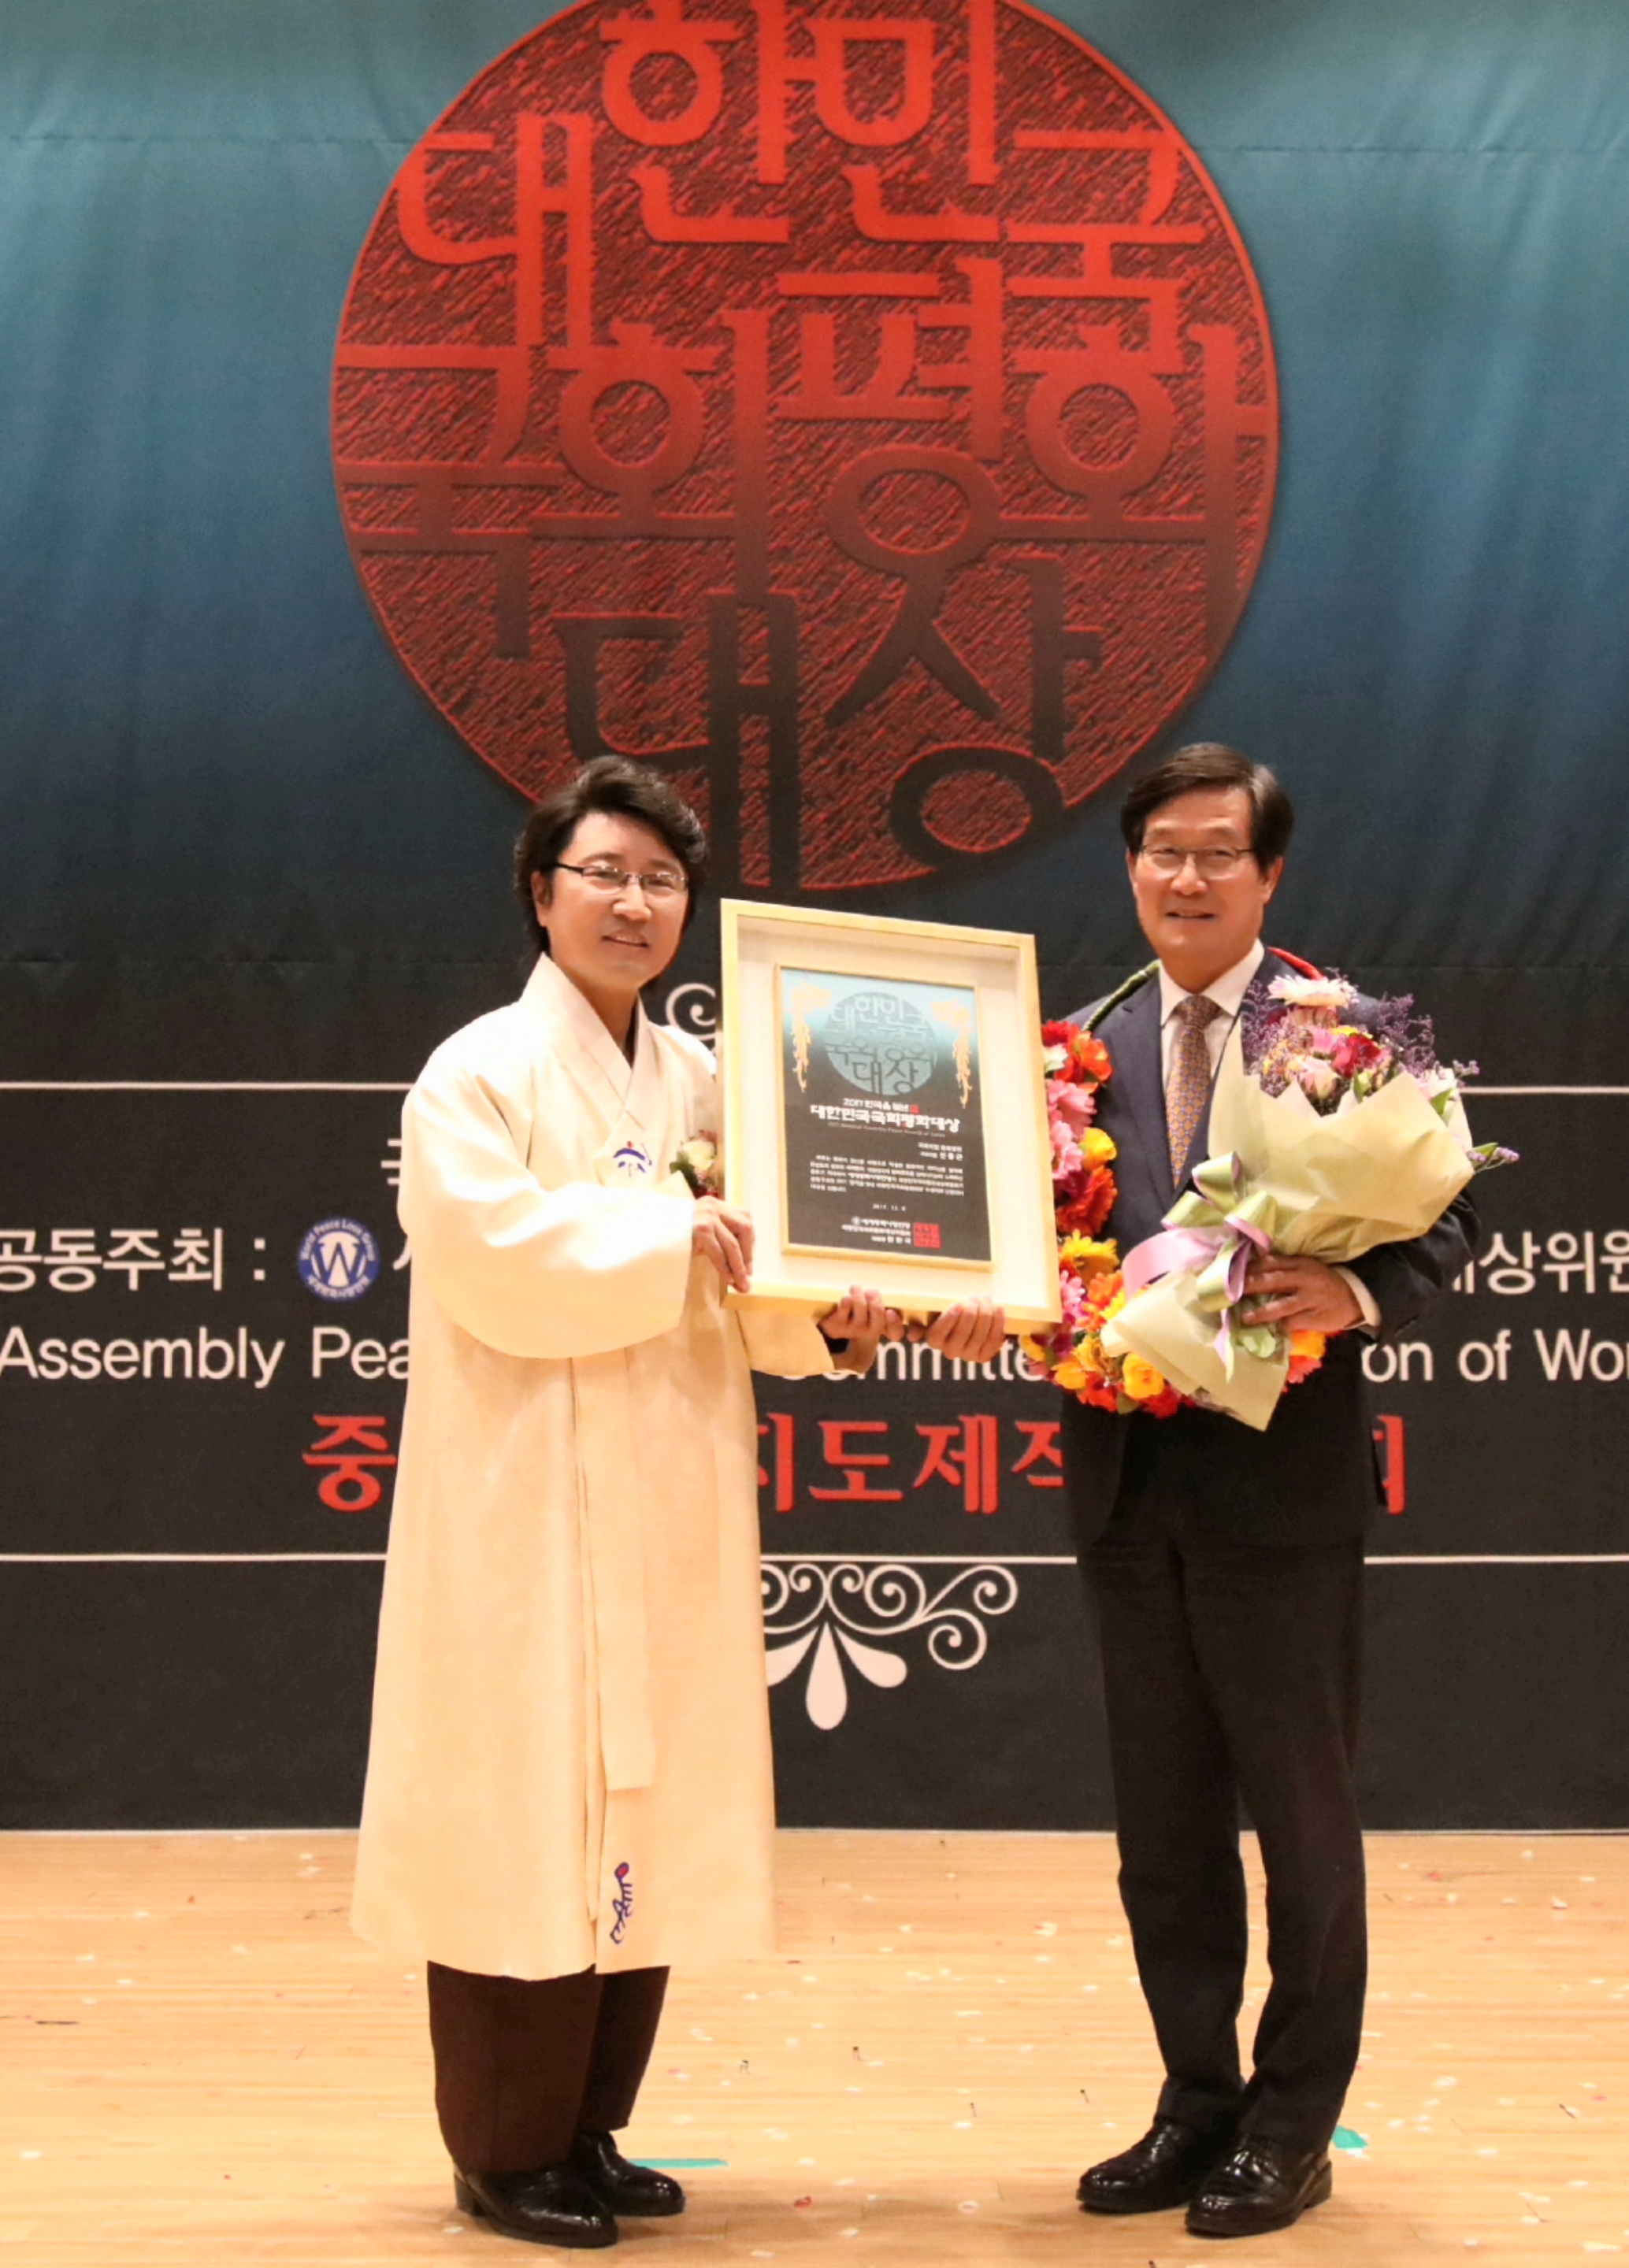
[1127,785,1282,993]
[529,810,689,1035]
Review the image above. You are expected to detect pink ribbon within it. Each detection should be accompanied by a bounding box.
[1122,1228,1216,1297]
[1121,1210,1273,1365]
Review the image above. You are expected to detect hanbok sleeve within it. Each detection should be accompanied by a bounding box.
[399,1053,693,1361]
[735,1304,842,1380]
[672,1031,840,1380]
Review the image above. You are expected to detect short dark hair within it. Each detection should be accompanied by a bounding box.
[1119,743,1294,869]
[513,757,708,955]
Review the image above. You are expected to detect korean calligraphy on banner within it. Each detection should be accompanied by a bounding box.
[332,0,1278,888]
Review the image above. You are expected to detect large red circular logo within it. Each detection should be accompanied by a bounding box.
[332,0,1277,889]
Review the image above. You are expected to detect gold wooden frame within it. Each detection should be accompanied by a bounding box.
[718,900,1060,1326]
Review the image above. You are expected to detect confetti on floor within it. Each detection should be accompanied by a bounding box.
[5,1829,1629,2263]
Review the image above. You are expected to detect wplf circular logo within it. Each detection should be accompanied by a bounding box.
[826,991,936,1096]
[299,1219,383,1303]
[332,0,1277,890]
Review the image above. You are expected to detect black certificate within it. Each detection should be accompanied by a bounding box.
[777,967,993,1264]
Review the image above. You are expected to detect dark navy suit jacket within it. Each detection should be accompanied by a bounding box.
[1059,952,1481,1547]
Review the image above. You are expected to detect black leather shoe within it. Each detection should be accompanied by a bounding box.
[570,2129,685,2218]
[453,2165,618,2248]
[1185,2137,1332,2237]
[1078,2116,1238,2214]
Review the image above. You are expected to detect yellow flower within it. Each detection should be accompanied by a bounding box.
[1120,1355,1167,1402]
[1054,1354,1089,1392]
[1060,1234,1118,1280]
[1289,1329,1326,1360]
[1081,1128,1118,1166]
[1101,1287,1126,1323]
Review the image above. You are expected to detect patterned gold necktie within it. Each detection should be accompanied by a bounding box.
[1166,993,1222,1184]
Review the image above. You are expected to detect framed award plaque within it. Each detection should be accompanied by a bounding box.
[718,901,1059,1326]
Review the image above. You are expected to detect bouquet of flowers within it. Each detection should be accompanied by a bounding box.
[1101,972,1516,1430]
[1022,1014,1327,1417]
[1242,976,1513,1169]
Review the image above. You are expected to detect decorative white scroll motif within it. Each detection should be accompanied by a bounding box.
[761,1558,1020,1729]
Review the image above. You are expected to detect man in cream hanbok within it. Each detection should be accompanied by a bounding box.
[353,758,1000,2248]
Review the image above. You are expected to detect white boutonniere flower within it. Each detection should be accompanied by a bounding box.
[670,1132,721,1198]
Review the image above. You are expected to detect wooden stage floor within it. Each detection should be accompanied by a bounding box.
[2,1829,1625,2265]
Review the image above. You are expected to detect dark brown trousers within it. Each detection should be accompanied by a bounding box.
[426,1962,670,2175]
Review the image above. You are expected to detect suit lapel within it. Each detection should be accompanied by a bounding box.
[1113,976,1174,1217]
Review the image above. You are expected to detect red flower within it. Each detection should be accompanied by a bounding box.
[1330,1028,1386,1077]
[1042,1020,1113,1088]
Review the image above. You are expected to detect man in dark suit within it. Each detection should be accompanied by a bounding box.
[1063,744,1478,2239]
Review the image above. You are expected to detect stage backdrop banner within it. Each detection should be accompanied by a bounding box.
[2,0,1628,1829]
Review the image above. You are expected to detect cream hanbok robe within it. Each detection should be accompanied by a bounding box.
[351,953,833,1981]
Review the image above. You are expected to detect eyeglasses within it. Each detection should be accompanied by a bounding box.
[552,860,689,899]
[1137,845,1254,880]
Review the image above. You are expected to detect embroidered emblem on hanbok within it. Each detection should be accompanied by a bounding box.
[610,1862,634,1944]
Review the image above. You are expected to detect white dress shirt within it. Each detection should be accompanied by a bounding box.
[1157,939,1379,1332]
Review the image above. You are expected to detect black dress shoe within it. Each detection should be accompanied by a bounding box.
[1185,2136,1332,2237]
[570,2129,686,2218]
[453,2165,618,2248]
[1078,2116,1238,2214]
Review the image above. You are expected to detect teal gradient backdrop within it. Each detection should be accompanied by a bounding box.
[2,0,1626,1072]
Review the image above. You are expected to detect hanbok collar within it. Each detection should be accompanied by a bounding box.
[520,951,662,1132]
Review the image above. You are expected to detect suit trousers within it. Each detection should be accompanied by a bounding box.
[1084,1485,1366,2155]
[426,1962,670,2175]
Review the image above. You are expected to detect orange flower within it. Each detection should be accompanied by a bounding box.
[1121,1354,1168,1403]
[1285,1329,1326,1386]
[1058,1164,1115,1237]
